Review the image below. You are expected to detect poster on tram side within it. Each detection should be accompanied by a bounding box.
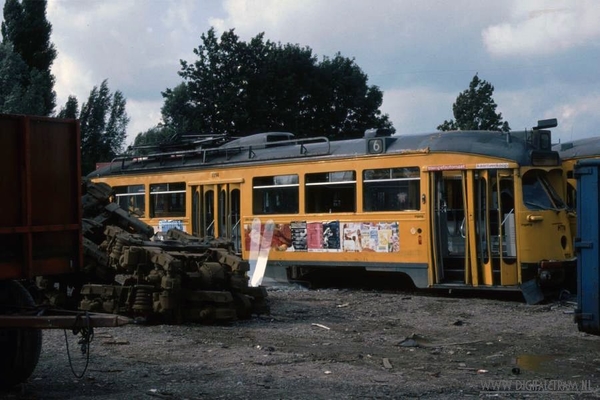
[307,222,324,252]
[290,221,308,251]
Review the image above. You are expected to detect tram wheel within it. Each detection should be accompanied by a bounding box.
[0,280,42,389]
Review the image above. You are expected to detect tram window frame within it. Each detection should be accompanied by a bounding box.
[114,184,145,218]
[522,170,566,211]
[252,174,299,215]
[305,170,356,213]
[149,182,186,218]
[363,167,420,212]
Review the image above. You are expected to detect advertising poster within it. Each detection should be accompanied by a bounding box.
[290,221,308,251]
[376,222,399,252]
[342,222,363,252]
[359,223,378,252]
[245,220,398,253]
[307,222,324,252]
[272,223,292,251]
[322,221,341,251]
[377,227,392,252]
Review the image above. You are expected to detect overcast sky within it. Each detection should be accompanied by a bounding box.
[6,0,600,145]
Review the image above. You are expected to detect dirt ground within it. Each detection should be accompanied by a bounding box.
[4,282,600,400]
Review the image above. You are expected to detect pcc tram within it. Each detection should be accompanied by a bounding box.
[554,136,600,209]
[89,118,574,302]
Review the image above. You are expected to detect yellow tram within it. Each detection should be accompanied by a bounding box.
[554,136,600,209]
[89,119,575,301]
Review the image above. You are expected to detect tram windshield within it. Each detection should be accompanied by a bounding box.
[522,170,566,211]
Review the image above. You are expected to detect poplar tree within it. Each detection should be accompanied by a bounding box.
[57,95,79,119]
[79,80,130,174]
[1,0,56,115]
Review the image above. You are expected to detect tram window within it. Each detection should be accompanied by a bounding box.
[150,182,186,218]
[252,174,299,214]
[522,170,566,211]
[114,184,145,217]
[305,171,356,213]
[363,167,420,211]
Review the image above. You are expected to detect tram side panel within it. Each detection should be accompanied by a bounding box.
[574,159,600,335]
[238,156,432,288]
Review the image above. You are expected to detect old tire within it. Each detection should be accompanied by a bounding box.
[0,280,42,389]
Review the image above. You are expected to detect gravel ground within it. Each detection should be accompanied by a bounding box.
[3,283,600,400]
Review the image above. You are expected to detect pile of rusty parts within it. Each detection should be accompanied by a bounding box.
[40,180,269,324]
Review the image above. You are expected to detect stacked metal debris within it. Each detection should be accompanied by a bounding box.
[73,180,268,324]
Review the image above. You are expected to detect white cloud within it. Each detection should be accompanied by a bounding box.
[46,0,218,140]
[544,95,600,142]
[4,0,599,152]
[483,1,600,56]
[125,99,164,145]
[495,85,600,142]
[381,86,456,134]
[51,54,95,112]
[212,0,506,60]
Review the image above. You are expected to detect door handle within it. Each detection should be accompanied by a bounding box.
[527,214,544,222]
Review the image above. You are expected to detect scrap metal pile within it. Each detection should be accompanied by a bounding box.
[45,180,268,324]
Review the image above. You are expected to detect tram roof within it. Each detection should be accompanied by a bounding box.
[553,136,600,160]
[89,128,551,178]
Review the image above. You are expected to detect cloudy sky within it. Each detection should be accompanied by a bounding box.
[10,0,600,145]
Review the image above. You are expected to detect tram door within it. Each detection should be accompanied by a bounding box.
[190,183,242,252]
[191,185,215,238]
[217,184,242,253]
[431,170,469,284]
[430,169,517,287]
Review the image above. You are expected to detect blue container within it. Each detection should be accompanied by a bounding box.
[575,159,600,334]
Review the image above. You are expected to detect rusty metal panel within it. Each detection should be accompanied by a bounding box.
[0,114,82,279]
[0,117,23,228]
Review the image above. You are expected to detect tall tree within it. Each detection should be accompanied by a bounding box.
[437,74,510,132]
[1,0,23,46]
[57,95,79,119]
[161,83,194,134]
[0,42,29,112]
[1,0,56,115]
[79,80,129,174]
[132,125,176,154]
[0,42,45,115]
[159,28,392,140]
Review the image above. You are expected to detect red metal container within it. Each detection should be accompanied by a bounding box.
[0,114,82,280]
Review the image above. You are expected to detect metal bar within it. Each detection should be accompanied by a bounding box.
[0,314,131,329]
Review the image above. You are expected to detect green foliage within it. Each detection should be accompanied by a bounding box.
[0,43,45,115]
[0,43,29,112]
[57,95,79,119]
[1,0,56,115]
[132,125,177,154]
[161,83,193,134]
[438,74,510,132]
[79,80,129,174]
[159,28,392,140]
[1,0,23,46]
